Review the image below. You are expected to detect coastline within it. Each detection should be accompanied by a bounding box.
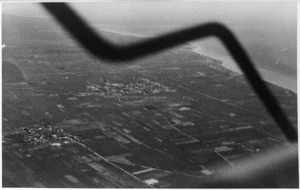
[92,27,297,94]
[189,43,297,93]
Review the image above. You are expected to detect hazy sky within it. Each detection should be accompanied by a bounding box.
[3,1,296,38]
[3,1,296,26]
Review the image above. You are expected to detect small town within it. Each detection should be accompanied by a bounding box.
[3,125,81,146]
[80,78,175,97]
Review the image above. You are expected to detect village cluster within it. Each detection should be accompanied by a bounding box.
[3,125,81,146]
[81,78,175,97]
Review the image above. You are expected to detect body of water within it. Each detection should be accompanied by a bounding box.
[190,42,297,93]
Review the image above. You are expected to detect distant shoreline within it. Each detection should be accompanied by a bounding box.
[92,27,297,93]
[189,43,297,93]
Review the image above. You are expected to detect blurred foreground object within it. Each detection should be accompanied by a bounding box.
[201,144,298,188]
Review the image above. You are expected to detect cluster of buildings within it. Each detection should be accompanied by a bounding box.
[4,125,80,146]
[84,78,175,97]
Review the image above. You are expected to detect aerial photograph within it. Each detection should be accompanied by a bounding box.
[2,1,298,188]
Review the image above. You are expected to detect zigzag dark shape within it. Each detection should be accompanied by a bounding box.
[41,3,297,142]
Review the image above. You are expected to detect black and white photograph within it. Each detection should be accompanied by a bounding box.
[2,0,298,188]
